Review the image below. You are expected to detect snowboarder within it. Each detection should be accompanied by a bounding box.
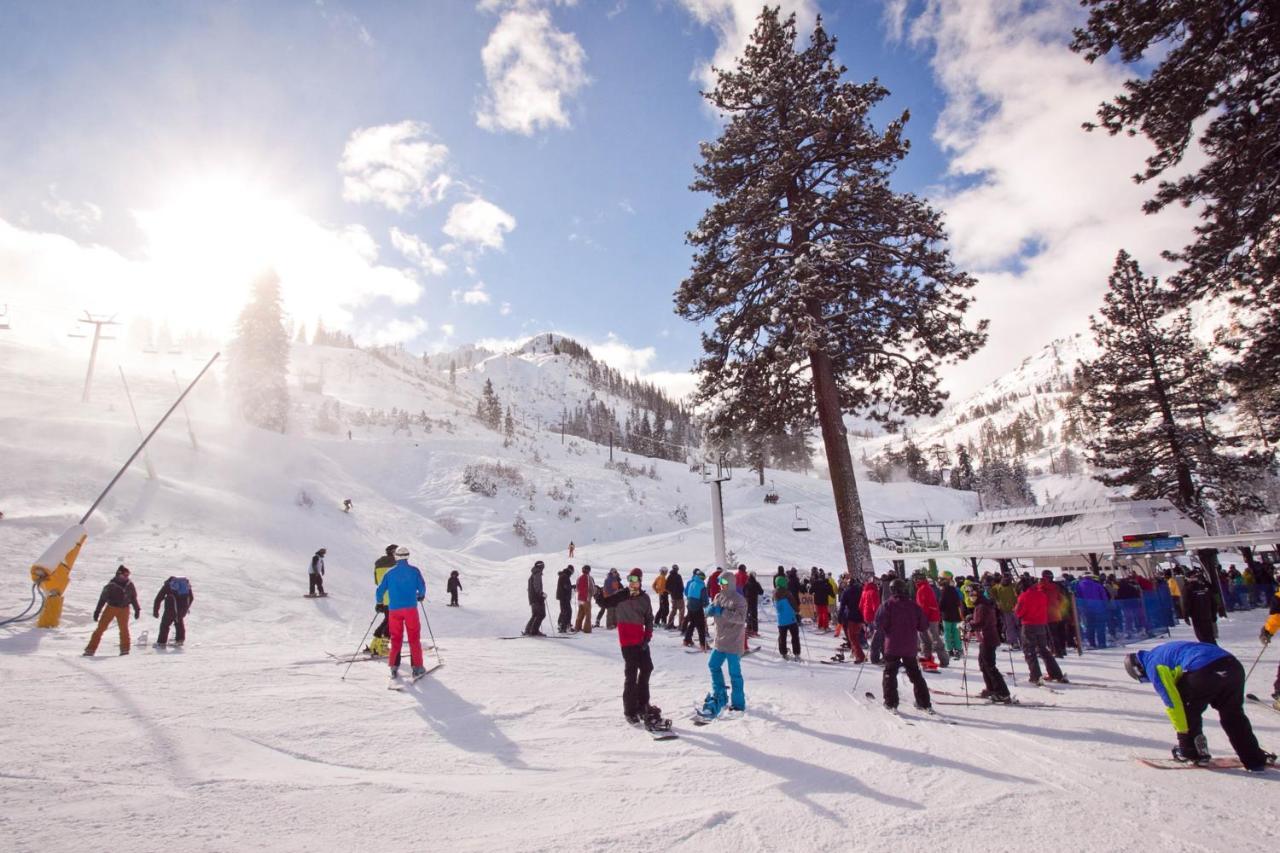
[84,565,140,656]
[666,564,686,630]
[701,574,747,718]
[152,575,194,647]
[595,569,663,727]
[308,548,327,597]
[371,545,397,657]
[876,579,933,712]
[1015,578,1068,685]
[596,568,622,629]
[523,560,547,636]
[574,565,596,633]
[1258,583,1280,709]
[971,586,1011,702]
[744,571,764,637]
[653,567,670,627]
[446,570,462,607]
[555,565,574,632]
[373,546,427,679]
[773,575,801,659]
[1125,642,1275,772]
[682,568,710,650]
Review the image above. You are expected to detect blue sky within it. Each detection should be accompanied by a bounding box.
[0,1,1200,403]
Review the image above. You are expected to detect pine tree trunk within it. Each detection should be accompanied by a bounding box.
[809,346,875,578]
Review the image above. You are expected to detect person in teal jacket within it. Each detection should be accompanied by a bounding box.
[773,576,801,659]
[1125,641,1275,772]
[374,546,428,679]
[682,569,710,650]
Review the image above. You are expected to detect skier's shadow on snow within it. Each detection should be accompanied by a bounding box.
[408,680,530,770]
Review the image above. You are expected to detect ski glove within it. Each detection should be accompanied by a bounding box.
[376,604,387,614]
[153,610,160,619]
[1262,629,1272,646]
[417,594,424,603]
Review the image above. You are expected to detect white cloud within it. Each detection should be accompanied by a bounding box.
[452,281,492,305]
[901,0,1201,401]
[390,227,448,276]
[339,121,452,212]
[677,0,818,89]
[499,301,512,316]
[476,4,589,135]
[440,323,455,336]
[43,184,102,233]
[443,197,516,251]
[356,316,428,347]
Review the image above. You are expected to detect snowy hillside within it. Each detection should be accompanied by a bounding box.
[2,334,1279,852]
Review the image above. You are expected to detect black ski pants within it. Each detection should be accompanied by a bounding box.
[449,590,459,606]
[655,593,669,627]
[777,623,800,657]
[883,655,931,710]
[621,644,654,717]
[746,598,759,634]
[309,573,325,596]
[978,641,1008,697]
[556,596,572,632]
[1191,618,1217,645]
[1021,624,1064,681]
[1178,655,1266,767]
[374,612,389,640]
[157,605,188,644]
[869,624,884,664]
[683,608,708,647]
[524,598,546,635]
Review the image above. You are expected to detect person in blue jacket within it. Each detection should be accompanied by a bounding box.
[1124,641,1275,772]
[682,569,710,650]
[374,546,428,679]
[773,575,801,659]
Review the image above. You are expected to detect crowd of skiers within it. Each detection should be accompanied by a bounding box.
[82,565,194,656]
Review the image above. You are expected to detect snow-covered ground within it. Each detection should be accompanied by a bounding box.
[2,336,1279,853]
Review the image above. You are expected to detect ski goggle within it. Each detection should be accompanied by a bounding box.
[628,575,641,585]
[718,576,730,586]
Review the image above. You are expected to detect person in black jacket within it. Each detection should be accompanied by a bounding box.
[523,561,547,636]
[84,565,141,656]
[972,588,1011,702]
[152,576,194,647]
[1184,574,1220,645]
[555,565,574,632]
[744,572,764,636]
[666,565,686,631]
[446,570,462,607]
[836,578,866,662]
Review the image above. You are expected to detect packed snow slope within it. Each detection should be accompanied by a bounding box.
[2,337,1279,853]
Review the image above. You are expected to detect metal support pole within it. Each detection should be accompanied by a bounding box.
[711,478,727,571]
[119,367,157,480]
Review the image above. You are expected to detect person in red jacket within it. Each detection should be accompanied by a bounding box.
[860,579,884,664]
[573,566,596,634]
[914,573,948,671]
[1015,578,1068,684]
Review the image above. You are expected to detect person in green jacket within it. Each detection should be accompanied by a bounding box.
[991,575,1020,648]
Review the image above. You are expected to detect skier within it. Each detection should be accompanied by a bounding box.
[308,548,327,597]
[1257,582,1280,709]
[371,544,398,657]
[152,575,194,647]
[991,574,1019,648]
[813,569,832,632]
[574,565,596,633]
[860,576,884,664]
[1038,571,1068,656]
[446,570,462,607]
[835,575,866,662]
[342,499,353,513]
[84,565,140,656]
[1183,573,1219,644]
[682,568,710,650]
[700,574,747,718]
[876,579,933,712]
[1015,578,1069,685]
[555,565,575,633]
[523,560,547,637]
[373,546,427,680]
[595,569,665,729]
[744,571,764,637]
[596,568,622,629]
[913,572,947,670]
[773,575,801,659]
[938,573,964,659]
[568,541,575,559]
[1125,642,1275,771]
[667,564,686,631]
[971,586,1011,703]
[653,566,670,627]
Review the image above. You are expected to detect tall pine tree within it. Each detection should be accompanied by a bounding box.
[674,9,986,576]
[1078,250,1268,524]
[229,271,290,433]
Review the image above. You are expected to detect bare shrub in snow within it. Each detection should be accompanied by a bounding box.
[295,489,314,509]
[669,504,689,525]
[435,515,462,535]
[513,511,538,547]
[463,462,523,497]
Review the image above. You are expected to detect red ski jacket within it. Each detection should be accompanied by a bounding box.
[915,581,941,622]
[1014,587,1049,625]
[859,583,881,624]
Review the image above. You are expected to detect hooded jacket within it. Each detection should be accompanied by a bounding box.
[685,575,709,611]
[374,560,426,610]
[915,580,941,623]
[708,586,747,653]
[95,574,140,620]
[1136,641,1232,733]
[528,568,545,604]
[859,582,882,624]
[556,567,574,601]
[875,596,927,658]
[597,587,654,648]
[773,587,799,627]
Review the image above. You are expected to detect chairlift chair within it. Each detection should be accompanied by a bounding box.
[792,505,810,532]
[764,479,779,504]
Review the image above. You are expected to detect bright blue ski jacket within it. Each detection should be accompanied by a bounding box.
[1136,641,1232,733]
[685,576,709,611]
[375,560,426,611]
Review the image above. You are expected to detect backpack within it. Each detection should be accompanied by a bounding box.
[169,577,191,597]
[104,578,130,608]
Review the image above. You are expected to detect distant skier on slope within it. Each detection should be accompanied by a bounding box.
[84,565,141,657]
[373,546,427,680]
[595,569,666,729]
[371,545,398,657]
[523,560,547,637]
[699,574,747,719]
[308,548,327,597]
[1125,642,1275,772]
[876,579,933,713]
[446,570,462,607]
[152,575,194,647]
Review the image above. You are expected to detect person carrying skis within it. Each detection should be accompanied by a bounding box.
[574,565,596,633]
[971,586,1011,703]
[876,578,933,712]
[373,546,427,680]
[309,548,327,597]
[773,575,801,659]
[667,564,686,630]
[446,570,462,607]
[682,568,710,650]
[152,575,194,647]
[84,565,141,656]
[523,560,547,637]
[595,569,663,728]
[555,565,575,633]
[1124,642,1275,772]
[1015,578,1069,685]
[653,567,670,627]
[1257,582,1280,709]
[938,573,964,659]
[700,574,747,718]
[744,571,764,637]
[913,571,947,670]
[371,545,398,657]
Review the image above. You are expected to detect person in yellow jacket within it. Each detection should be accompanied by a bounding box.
[1259,585,1280,709]
[653,567,670,627]
[369,544,397,657]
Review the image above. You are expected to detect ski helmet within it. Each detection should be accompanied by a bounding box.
[394,546,410,558]
[693,568,704,577]
[533,560,545,571]
[774,576,788,590]
[628,569,643,582]
[890,578,911,599]
[1123,653,1147,683]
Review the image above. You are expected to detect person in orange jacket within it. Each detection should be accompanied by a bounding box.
[652,567,670,627]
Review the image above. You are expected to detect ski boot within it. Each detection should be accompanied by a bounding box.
[1046,675,1070,684]
[1245,751,1277,773]
[829,652,845,663]
[990,694,1013,705]
[411,665,427,679]
[644,705,672,732]
[389,667,401,680]
[978,689,992,699]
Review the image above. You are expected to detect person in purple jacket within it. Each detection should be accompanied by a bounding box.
[875,578,932,711]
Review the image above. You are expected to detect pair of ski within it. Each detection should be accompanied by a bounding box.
[497,634,580,640]
[387,662,443,690]
[854,690,957,725]
[325,648,434,664]
[928,689,1053,708]
[1246,693,1280,716]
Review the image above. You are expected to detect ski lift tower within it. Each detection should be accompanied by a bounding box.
[701,452,732,570]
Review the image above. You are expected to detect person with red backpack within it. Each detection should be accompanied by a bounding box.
[84,565,140,656]
[153,576,194,647]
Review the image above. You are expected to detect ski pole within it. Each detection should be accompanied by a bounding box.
[1244,643,1268,684]
[342,612,380,681]
[1007,644,1017,685]
[419,599,443,665]
[797,622,815,677]
[962,627,970,707]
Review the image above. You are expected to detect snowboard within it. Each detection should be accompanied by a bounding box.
[1135,756,1249,771]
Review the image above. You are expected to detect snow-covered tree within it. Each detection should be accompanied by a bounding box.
[674,9,986,575]
[477,379,503,431]
[228,271,290,433]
